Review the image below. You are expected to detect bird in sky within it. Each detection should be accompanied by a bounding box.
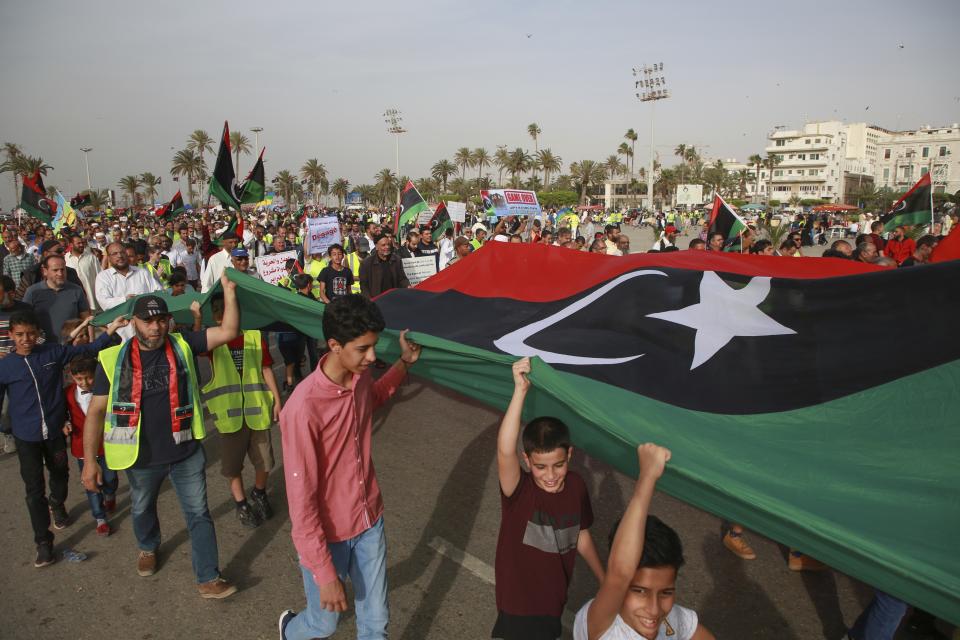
[526,33,533,38]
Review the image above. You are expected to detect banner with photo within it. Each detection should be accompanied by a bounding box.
[480,189,542,217]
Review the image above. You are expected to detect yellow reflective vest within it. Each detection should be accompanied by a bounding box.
[344,252,361,294]
[201,330,274,433]
[99,334,204,470]
[306,257,329,299]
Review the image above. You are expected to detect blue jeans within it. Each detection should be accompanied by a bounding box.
[286,516,388,640]
[848,591,908,640]
[125,445,221,583]
[77,456,118,521]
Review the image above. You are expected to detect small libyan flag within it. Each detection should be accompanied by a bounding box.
[425,201,454,239]
[208,121,243,210]
[70,192,92,209]
[707,194,747,249]
[240,148,266,205]
[881,173,933,232]
[215,214,245,246]
[20,169,57,224]
[395,181,428,238]
[156,190,186,220]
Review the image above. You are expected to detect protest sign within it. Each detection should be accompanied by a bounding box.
[417,207,435,226]
[402,256,437,286]
[256,250,298,285]
[480,189,541,217]
[446,201,467,223]
[305,216,341,256]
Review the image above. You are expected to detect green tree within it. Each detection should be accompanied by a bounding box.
[118,175,141,209]
[330,178,351,207]
[748,154,764,201]
[454,147,474,180]
[83,189,110,211]
[473,148,490,183]
[230,131,252,176]
[527,123,542,153]
[569,160,605,204]
[764,152,782,201]
[494,146,510,186]
[375,168,398,206]
[170,148,203,205]
[604,155,626,180]
[187,130,213,175]
[274,170,298,209]
[300,159,328,205]
[674,143,688,183]
[0,142,24,206]
[140,172,160,205]
[624,129,638,175]
[355,184,377,207]
[537,149,562,190]
[431,159,456,192]
[506,148,531,185]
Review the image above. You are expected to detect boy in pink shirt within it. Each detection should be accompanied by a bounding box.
[278,294,421,640]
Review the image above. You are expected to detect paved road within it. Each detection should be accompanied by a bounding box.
[1,238,944,640]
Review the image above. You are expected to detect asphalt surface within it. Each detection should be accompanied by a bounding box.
[0,228,949,640]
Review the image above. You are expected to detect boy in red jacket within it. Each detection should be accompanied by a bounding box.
[64,355,117,536]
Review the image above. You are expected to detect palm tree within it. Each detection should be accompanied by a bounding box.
[330,178,351,207]
[418,177,441,202]
[764,152,782,201]
[624,129,638,175]
[187,129,214,171]
[140,172,160,206]
[527,123,542,153]
[84,189,110,211]
[537,149,562,191]
[19,155,53,177]
[569,160,605,204]
[374,168,398,207]
[1,142,24,205]
[300,159,327,205]
[736,169,750,199]
[171,148,203,205]
[494,146,510,186]
[454,147,474,180]
[748,153,764,201]
[229,131,252,176]
[431,159,457,193]
[273,170,298,209]
[604,155,626,181]
[118,175,141,209]
[355,184,377,207]
[472,148,490,183]
[506,148,531,185]
[674,143,688,184]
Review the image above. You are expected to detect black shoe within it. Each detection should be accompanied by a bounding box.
[278,609,295,640]
[250,489,274,521]
[236,502,262,529]
[49,504,70,530]
[34,542,56,568]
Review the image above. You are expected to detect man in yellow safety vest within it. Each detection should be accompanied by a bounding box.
[202,294,282,529]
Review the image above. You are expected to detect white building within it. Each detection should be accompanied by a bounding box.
[873,124,960,195]
[764,121,880,205]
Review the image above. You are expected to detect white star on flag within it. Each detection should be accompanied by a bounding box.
[647,271,796,370]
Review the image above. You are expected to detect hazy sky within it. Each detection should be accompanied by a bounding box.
[1,0,958,205]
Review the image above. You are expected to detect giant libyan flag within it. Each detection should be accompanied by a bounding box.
[208,121,243,210]
[91,247,960,624]
[881,173,933,232]
[395,181,428,238]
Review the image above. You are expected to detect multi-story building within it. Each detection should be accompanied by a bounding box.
[873,124,960,195]
[764,121,879,205]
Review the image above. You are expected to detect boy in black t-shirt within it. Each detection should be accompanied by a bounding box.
[493,357,605,640]
[317,244,354,304]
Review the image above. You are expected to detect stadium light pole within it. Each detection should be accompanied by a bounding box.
[80,147,93,191]
[250,127,263,156]
[384,109,406,204]
[634,63,669,211]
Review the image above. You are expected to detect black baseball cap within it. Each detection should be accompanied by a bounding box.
[132,295,169,319]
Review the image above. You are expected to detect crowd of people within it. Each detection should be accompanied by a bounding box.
[0,200,955,640]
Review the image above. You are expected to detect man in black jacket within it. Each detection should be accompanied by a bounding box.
[359,235,409,298]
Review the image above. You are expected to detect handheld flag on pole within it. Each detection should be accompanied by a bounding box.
[20,170,56,224]
[240,148,266,205]
[156,190,186,220]
[52,191,77,233]
[707,194,747,250]
[70,192,92,209]
[395,181,428,239]
[208,121,243,210]
[424,201,454,239]
[881,173,933,232]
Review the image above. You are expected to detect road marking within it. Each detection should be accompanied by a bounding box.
[427,537,576,630]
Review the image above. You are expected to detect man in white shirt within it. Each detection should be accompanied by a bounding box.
[64,233,102,312]
[201,231,238,293]
[94,241,162,340]
[651,225,678,252]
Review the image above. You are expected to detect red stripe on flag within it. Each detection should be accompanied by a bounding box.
[930,225,960,263]
[413,242,884,302]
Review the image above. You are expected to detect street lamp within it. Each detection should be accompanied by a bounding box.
[384,109,406,204]
[633,63,669,211]
[250,127,263,156]
[80,147,93,191]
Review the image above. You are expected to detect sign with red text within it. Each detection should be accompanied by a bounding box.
[305,216,342,256]
[256,250,298,285]
[480,189,541,217]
